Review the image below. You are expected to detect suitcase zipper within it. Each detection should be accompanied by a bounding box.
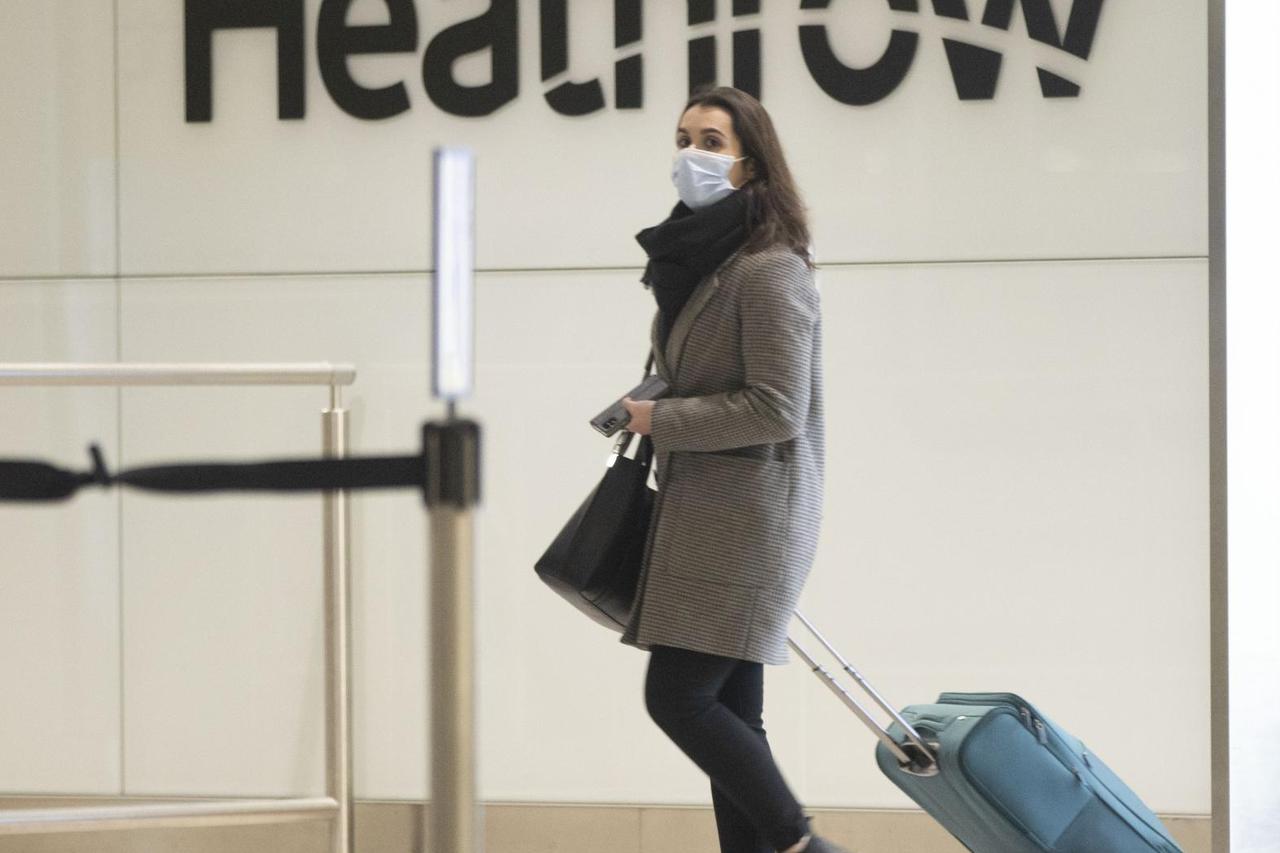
[939,693,1040,737]
[1019,706,1034,732]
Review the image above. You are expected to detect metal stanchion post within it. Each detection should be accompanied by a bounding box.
[423,420,482,853]
[426,144,481,853]
[322,384,354,853]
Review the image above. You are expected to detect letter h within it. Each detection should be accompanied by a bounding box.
[687,0,762,98]
[185,0,306,122]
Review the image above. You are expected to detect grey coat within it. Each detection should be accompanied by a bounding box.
[620,245,825,665]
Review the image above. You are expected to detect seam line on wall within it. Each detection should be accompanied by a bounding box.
[0,254,1212,284]
[112,0,126,798]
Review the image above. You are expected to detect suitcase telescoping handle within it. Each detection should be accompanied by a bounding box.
[789,612,939,775]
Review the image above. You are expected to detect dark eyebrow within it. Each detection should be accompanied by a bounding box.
[675,126,725,137]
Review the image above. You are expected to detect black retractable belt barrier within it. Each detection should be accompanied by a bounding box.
[0,459,99,501]
[117,456,424,494]
[0,419,485,853]
[0,421,481,506]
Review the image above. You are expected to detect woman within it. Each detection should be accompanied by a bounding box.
[619,87,842,853]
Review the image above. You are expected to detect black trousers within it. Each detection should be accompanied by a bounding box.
[645,645,811,853]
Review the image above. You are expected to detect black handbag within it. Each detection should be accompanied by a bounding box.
[535,355,658,631]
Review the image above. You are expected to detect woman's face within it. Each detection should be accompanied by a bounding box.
[676,105,753,188]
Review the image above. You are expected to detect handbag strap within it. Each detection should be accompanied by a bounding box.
[641,348,658,461]
[609,432,650,458]
[633,433,654,467]
[612,347,657,466]
[614,429,654,463]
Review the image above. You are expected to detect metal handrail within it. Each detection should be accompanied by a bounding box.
[0,362,356,853]
[0,362,356,387]
[0,797,339,835]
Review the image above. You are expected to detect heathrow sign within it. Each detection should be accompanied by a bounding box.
[184,0,1105,121]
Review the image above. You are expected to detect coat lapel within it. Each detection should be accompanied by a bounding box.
[649,313,668,377]
[648,247,746,382]
[656,271,720,381]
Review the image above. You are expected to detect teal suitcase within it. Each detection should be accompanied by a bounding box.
[791,615,1182,853]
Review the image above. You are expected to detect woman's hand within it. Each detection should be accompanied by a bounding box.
[622,397,655,436]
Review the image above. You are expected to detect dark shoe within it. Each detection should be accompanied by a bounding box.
[803,835,852,853]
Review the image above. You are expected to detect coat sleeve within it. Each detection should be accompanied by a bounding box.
[649,251,818,453]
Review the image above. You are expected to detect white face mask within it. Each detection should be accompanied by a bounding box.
[671,146,745,209]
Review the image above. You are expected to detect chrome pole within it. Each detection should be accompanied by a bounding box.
[322,384,354,853]
[428,505,479,853]
[424,421,482,853]
[427,145,482,853]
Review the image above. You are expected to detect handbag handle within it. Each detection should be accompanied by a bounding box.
[611,429,653,464]
[614,347,656,456]
[608,346,658,466]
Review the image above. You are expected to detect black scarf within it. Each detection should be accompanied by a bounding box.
[635,190,749,351]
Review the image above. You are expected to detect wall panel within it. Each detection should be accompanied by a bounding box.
[118,274,431,795]
[0,281,120,793]
[0,2,117,278]
[802,257,1209,812]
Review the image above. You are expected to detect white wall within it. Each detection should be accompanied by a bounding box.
[0,0,1209,814]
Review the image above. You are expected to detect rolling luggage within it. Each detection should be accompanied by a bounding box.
[790,613,1182,853]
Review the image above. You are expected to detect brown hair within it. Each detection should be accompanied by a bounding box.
[681,86,813,265]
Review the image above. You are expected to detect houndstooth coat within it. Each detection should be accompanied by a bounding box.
[620,245,825,665]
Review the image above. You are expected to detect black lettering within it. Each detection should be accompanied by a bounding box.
[981,0,1104,60]
[317,0,417,120]
[1036,68,1081,97]
[423,0,519,117]
[688,35,716,94]
[687,1,716,94]
[981,0,1101,97]
[932,0,969,19]
[731,0,761,99]
[616,0,642,46]
[184,0,305,122]
[688,0,715,26]
[614,0,643,109]
[615,55,644,108]
[798,0,920,107]
[733,30,761,99]
[730,0,763,98]
[540,0,605,116]
[942,39,1001,99]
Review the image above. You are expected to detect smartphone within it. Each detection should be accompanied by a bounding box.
[590,375,670,436]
